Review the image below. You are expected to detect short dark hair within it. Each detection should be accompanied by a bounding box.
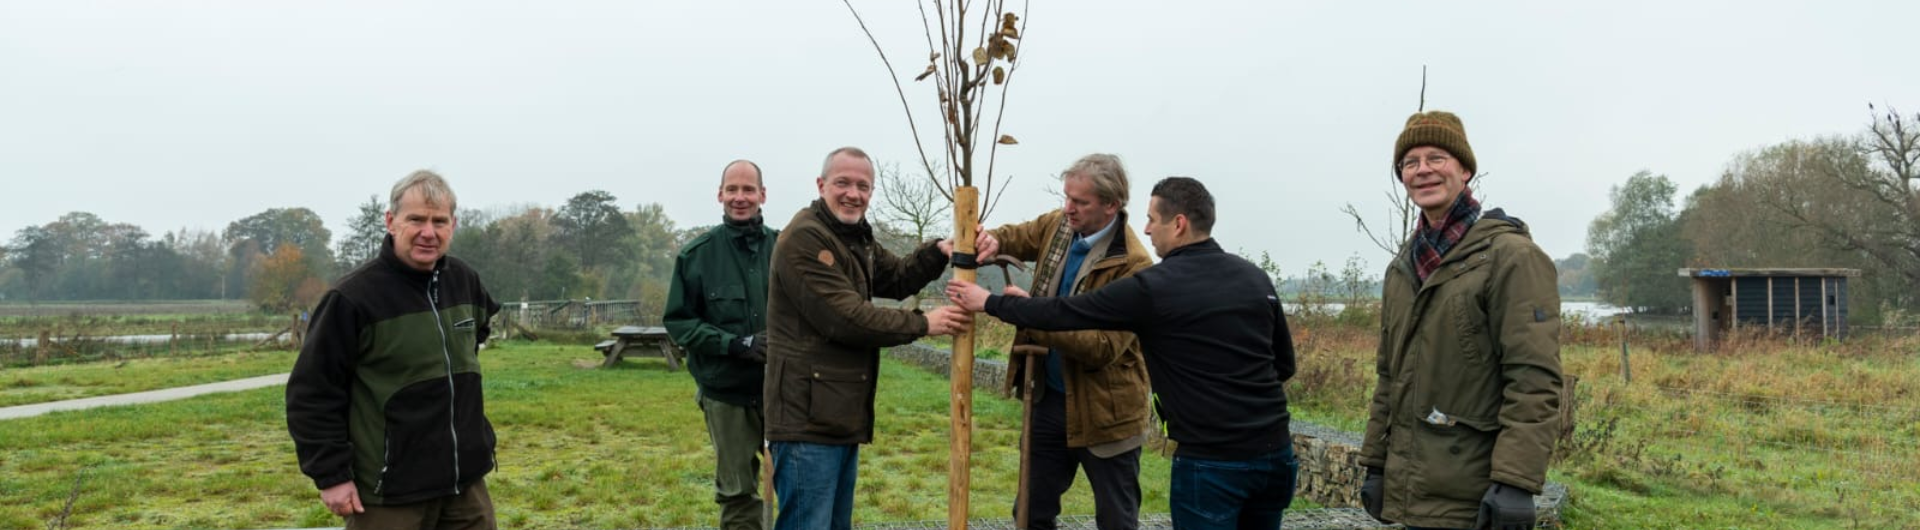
[1150,176,1215,234]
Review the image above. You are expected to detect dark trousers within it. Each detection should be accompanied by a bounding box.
[1019,389,1142,530]
[1169,446,1298,530]
[346,479,496,530]
[699,393,766,530]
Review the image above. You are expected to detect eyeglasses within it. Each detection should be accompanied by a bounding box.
[1399,154,1453,172]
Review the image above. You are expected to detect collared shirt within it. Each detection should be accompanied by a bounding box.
[1046,215,1120,393]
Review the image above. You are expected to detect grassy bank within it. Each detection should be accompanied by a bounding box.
[0,341,1178,529]
[0,300,257,318]
[0,311,285,338]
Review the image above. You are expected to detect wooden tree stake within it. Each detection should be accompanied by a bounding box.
[949,186,979,529]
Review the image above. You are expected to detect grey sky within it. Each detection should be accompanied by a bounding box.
[3,0,1913,275]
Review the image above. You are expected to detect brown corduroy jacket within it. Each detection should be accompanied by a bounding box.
[763,200,949,445]
[990,209,1155,450]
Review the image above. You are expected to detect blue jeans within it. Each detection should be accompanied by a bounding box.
[1170,446,1299,530]
[769,441,859,530]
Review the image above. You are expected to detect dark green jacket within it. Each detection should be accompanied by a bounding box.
[287,235,501,506]
[665,217,778,406]
[763,200,948,445]
[1360,212,1564,529]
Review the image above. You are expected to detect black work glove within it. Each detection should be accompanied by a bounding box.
[1359,466,1388,523]
[1474,482,1535,530]
[727,332,768,364]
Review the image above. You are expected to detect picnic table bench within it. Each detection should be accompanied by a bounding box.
[593,325,683,370]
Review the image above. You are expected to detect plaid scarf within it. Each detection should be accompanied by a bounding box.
[1026,214,1078,297]
[1410,190,1481,284]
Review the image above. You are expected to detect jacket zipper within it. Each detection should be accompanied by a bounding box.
[428,270,462,495]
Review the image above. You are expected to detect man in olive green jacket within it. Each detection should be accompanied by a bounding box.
[985,154,1154,530]
[763,146,984,530]
[664,159,779,530]
[1360,111,1564,530]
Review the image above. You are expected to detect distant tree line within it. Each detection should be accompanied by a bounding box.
[0,176,987,320]
[1585,105,1919,324]
[0,190,698,315]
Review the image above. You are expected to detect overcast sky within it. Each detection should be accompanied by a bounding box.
[3,0,1913,275]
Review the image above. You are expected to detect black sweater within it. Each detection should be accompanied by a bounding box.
[986,238,1295,459]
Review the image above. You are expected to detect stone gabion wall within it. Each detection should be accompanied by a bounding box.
[889,343,1012,396]
[1291,422,1369,508]
[883,344,1566,527]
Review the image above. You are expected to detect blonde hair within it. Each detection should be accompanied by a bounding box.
[1063,153,1129,208]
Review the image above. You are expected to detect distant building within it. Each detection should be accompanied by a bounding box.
[1677,268,1861,351]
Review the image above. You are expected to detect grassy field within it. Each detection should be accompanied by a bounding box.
[1288,317,1920,530]
[0,341,1180,530]
[0,349,295,407]
[7,312,1916,529]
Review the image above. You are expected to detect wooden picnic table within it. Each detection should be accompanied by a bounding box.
[593,325,683,370]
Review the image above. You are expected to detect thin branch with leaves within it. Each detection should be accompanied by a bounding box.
[841,0,1028,222]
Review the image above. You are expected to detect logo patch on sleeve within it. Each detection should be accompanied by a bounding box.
[818,249,836,267]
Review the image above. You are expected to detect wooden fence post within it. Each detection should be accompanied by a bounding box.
[35,330,51,365]
[1616,314,1631,384]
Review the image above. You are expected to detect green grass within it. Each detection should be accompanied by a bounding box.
[0,341,1184,529]
[0,349,296,408]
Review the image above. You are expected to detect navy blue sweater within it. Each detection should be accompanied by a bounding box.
[986,238,1295,459]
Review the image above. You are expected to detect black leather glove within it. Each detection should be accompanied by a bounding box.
[1474,482,1535,530]
[728,332,768,364]
[1360,466,1387,523]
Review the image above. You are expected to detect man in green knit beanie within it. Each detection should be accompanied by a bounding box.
[1359,110,1565,530]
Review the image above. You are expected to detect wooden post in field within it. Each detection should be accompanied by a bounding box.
[170,323,177,357]
[35,330,51,365]
[949,186,979,530]
[1616,314,1631,384]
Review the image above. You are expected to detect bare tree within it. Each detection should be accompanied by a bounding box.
[872,162,953,244]
[1341,188,1418,257]
[1865,103,1920,195]
[873,162,954,309]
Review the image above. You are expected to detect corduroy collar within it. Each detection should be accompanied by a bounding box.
[809,198,873,242]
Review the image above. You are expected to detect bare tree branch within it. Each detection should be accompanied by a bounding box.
[1418,65,1427,112]
[982,172,1015,222]
[841,0,949,201]
[982,0,1029,219]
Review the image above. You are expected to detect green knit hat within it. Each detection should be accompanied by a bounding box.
[1393,110,1477,178]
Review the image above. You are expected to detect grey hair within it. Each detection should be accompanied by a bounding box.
[390,169,458,213]
[1062,153,1129,209]
[819,146,874,179]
